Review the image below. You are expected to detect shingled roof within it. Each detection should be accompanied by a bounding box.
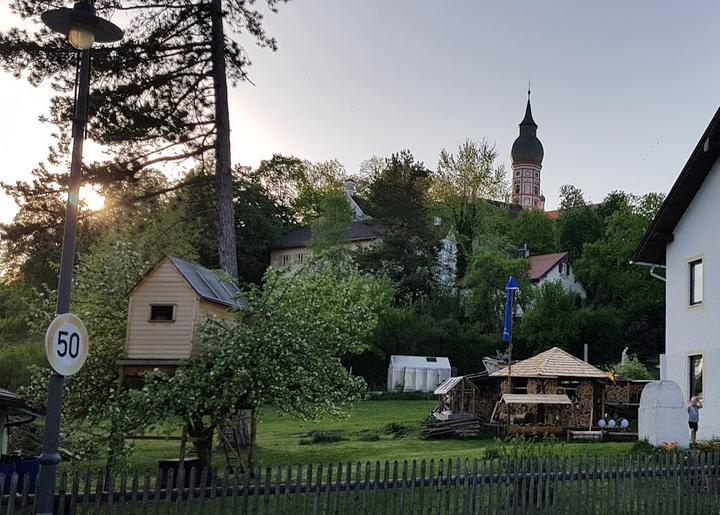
[271,220,384,249]
[528,252,568,281]
[169,257,245,308]
[490,347,607,379]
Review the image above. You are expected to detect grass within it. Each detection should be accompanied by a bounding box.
[66,400,635,471]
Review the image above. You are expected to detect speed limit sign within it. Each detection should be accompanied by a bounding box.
[45,313,89,376]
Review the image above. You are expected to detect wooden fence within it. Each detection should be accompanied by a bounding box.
[2,452,720,514]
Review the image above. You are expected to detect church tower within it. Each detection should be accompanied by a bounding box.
[511,91,545,209]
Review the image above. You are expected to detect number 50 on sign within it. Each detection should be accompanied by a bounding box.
[45,313,89,376]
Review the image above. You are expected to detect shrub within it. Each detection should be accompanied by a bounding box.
[0,343,45,392]
[631,439,657,455]
[298,431,343,445]
[357,430,380,442]
[382,423,416,438]
[610,356,653,380]
[484,434,564,461]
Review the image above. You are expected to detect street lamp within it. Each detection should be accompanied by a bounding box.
[36,2,122,514]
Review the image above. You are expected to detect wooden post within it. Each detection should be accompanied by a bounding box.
[0,407,7,455]
[248,408,257,469]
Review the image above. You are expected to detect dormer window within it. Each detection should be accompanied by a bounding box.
[150,304,175,322]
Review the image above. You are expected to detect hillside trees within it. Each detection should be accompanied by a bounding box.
[432,139,508,279]
[556,199,603,259]
[356,151,439,305]
[575,192,665,360]
[509,208,557,255]
[462,249,531,333]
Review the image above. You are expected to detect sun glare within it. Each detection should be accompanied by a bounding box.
[80,185,106,211]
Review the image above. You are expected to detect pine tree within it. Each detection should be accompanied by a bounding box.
[0,0,290,278]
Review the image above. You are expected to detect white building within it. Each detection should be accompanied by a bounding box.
[528,251,586,298]
[633,106,720,439]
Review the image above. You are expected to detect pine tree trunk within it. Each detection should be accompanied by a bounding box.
[210,0,238,279]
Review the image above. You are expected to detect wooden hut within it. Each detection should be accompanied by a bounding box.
[489,347,609,434]
[117,256,244,379]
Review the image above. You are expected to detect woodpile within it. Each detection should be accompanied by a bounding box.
[423,413,481,438]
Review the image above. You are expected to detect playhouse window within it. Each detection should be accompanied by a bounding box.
[689,354,703,400]
[150,305,175,322]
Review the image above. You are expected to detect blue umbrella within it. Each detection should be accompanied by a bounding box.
[502,276,519,343]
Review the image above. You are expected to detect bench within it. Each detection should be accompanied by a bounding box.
[567,430,604,442]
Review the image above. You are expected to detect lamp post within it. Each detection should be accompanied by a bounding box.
[36,2,122,513]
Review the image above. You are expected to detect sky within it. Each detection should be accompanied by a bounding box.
[2,1,720,222]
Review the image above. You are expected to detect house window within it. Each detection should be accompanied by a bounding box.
[689,354,703,399]
[282,254,291,265]
[534,185,539,195]
[150,305,175,322]
[295,253,304,264]
[689,259,703,305]
[558,262,570,276]
[515,184,520,194]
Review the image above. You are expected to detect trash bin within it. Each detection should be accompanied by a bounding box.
[15,457,39,493]
[157,458,204,488]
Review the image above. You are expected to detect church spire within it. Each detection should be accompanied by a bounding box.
[510,87,545,210]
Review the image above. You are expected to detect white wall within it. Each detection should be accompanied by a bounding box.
[665,156,720,440]
[538,262,587,298]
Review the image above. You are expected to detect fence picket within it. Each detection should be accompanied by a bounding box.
[6,473,17,515]
[424,460,434,515]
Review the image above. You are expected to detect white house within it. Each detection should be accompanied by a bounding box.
[633,105,720,440]
[528,251,586,298]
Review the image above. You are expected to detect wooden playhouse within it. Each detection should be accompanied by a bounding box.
[117,256,244,380]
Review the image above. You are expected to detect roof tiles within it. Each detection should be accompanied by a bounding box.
[490,347,607,379]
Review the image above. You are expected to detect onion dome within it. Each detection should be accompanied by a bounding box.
[511,98,544,166]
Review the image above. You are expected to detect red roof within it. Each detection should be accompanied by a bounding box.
[528,252,568,281]
[545,209,560,220]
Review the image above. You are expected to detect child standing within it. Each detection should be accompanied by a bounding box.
[688,396,703,444]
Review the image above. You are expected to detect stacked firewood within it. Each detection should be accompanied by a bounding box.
[422,413,481,438]
[561,381,595,428]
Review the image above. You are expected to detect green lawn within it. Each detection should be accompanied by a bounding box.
[69,400,635,471]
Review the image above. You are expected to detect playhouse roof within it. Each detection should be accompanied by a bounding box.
[168,257,245,308]
[490,347,607,379]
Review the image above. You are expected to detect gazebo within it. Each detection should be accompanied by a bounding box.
[489,347,609,433]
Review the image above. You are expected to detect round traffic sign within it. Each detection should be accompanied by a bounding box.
[45,313,89,376]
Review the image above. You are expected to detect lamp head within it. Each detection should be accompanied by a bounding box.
[41,2,123,49]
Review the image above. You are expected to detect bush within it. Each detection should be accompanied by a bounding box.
[357,430,380,442]
[610,356,653,380]
[298,431,343,445]
[0,343,45,392]
[484,434,564,460]
[382,423,416,438]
